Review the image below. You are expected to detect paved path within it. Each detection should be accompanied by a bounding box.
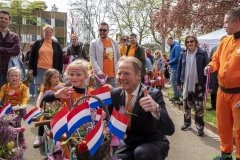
[21,87,226,160]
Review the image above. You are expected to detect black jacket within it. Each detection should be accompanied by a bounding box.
[177,47,208,86]
[29,38,63,76]
[126,43,146,76]
[66,42,88,61]
[109,84,175,156]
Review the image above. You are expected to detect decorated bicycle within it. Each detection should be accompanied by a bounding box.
[26,86,129,160]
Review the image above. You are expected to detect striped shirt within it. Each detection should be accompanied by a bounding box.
[0,30,21,74]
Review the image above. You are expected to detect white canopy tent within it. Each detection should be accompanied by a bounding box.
[198,28,227,53]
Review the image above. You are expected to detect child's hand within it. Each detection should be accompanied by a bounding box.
[54,87,74,99]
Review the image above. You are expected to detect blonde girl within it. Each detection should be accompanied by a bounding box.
[33,69,62,147]
[153,50,165,90]
[42,59,94,159]
[0,67,28,148]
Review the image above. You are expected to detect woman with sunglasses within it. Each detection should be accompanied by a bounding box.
[176,35,208,136]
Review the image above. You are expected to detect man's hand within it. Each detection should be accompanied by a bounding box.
[204,66,212,75]
[139,87,158,113]
[177,85,182,92]
[54,87,74,99]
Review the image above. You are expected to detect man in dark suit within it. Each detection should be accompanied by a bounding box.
[110,56,175,160]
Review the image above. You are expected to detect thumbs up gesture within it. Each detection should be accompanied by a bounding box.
[139,87,158,113]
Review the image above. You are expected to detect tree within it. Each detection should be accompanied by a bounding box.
[69,0,108,43]
[7,0,47,50]
[151,0,239,37]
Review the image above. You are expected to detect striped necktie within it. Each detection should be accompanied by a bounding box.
[126,93,133,129]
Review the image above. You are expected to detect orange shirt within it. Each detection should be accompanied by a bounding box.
[102,38,115,78]
[37,39,54,69]
[209,36,240,88]
[0,83,28,106]
[127,44,136,57]
[119,45,127,57]
[59,87,93,110]
[40,83,64,93]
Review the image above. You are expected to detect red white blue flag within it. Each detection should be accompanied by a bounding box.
[85,117,103,156]
[68,55,76,64]
[108,108,128,139]
[50,106,69,143]
[0,102,12,116]
[67,102,91,137]
[24,107,41,124]
[89,86,112,108]
[204,68,211,107]
[70,18,74,44]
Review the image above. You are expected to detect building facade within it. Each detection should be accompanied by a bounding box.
[9,10,67,52]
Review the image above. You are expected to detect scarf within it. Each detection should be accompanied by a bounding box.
[182,48,198,100]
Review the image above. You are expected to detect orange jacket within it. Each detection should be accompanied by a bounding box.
[209,36,240,88]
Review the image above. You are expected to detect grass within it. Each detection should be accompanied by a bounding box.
[167,88,217,127]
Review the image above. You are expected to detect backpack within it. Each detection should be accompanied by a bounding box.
[8,56,27,81]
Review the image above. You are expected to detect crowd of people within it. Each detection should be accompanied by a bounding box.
[0,7,240,160]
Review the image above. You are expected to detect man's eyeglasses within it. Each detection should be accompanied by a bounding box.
[186,40,195,44]
[99,29,107,32]
[121,39,127,41]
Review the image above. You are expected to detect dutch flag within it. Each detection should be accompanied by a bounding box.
[95,108,102,125]
[50,106,70,143]
[108,109,129,139]
[85,117,103,156]
[67,102,92,137]
[89,86,112,108]
[24,107,41,124]
[0,102,12,116]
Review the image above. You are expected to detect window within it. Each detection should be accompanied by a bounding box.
[41,18,51,25]
[26,17,37,25]
[55,37,66,44]
[55,19,66,27]
[32,35,37,41]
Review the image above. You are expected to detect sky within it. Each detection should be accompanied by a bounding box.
[45,0,68,13]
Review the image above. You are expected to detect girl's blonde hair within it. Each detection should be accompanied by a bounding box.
[7,67,21,83]
[66,59,89,80]
[43,69,59,91]
[43,24,54,33]
[154,50,162,58]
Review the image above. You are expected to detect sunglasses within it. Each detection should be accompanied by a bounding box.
[186,40,195,44]
[121,39,127,41]
[99,29,107,32]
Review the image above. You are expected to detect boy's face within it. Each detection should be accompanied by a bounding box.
[50,73,60,86]
[9,71,20,85]
[68,68,87,88]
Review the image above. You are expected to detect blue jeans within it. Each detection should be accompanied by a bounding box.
[0,74,7,106]
[170,69,179,98]
[34,68,47,102]
[29,78,35,95]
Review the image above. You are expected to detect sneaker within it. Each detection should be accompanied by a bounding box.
[213,154,232,160]
[33,136,42,147]
[169,97,180,101]
[197,129,205,136]
[19,138,26,148]
[181,124,191,131]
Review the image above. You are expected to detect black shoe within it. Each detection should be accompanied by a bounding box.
[176,101,183,105]
[169,97,180,101]
[181,124,191,131]
[206,107,216,111]
[197,129,204,136]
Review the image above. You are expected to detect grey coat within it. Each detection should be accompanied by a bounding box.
[89,38,120,75]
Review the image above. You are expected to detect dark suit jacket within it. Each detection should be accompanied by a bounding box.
[109,84,175,156]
